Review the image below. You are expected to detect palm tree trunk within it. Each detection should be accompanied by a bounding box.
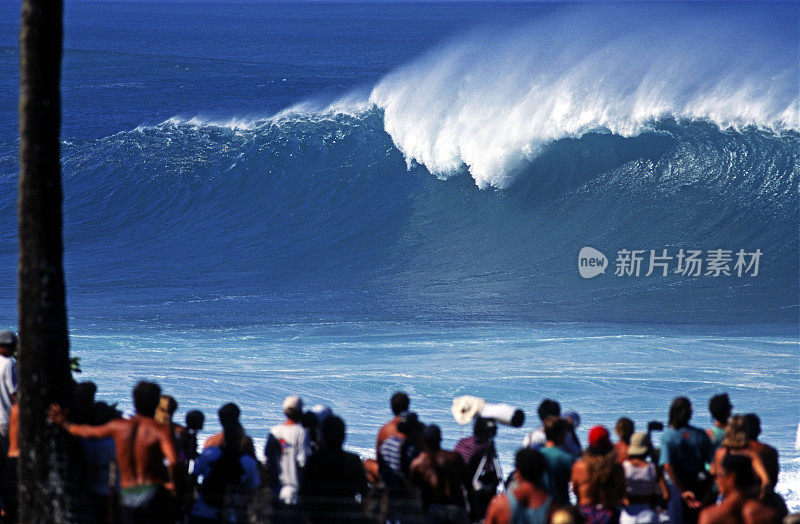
[18,0,75,521]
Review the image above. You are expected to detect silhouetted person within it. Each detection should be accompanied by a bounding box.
[409,424,469,523]
[190,403,260,523]
[742,414,779,488]
[204,405,255,458]
[454,416,499,522]
[379,411,423,523]
[302,415,369,523]
[377,391,410,453]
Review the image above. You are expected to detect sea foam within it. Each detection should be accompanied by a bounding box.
[368,4,798,188]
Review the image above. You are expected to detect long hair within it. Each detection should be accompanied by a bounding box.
[154,395,177,425]
[218,403,245,480]
[668,397,692,429]
[585,452,624,508]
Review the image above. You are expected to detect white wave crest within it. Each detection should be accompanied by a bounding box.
[369,4,799,188]
[149,93,373,133]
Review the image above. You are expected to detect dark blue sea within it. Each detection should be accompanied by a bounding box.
[0,0,798,507]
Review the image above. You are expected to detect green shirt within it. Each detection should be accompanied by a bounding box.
[539,445,575,505]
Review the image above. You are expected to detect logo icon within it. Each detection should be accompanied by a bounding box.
[578,247,607,279]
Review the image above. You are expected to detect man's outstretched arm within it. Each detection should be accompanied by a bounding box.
[47,403,115,439]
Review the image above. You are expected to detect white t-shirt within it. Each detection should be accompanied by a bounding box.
[266,422,310,505]
[0,355,17,428]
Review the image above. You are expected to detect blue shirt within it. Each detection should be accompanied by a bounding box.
[659,425,713,487]
[191,446,260,520]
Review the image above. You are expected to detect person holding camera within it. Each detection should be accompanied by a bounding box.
[455,417,500,522]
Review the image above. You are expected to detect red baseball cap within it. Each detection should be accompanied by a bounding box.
[588,425,610,447]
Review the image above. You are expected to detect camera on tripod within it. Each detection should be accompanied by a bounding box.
[451,395,525,428]
[451,396,525,521]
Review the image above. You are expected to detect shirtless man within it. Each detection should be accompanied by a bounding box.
[49,381,178,524]
[699,453,785,524]
[409,424,469,523]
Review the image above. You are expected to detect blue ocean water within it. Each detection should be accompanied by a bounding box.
[0,0,798,509]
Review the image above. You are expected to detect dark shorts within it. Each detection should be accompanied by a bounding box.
[426,503,469,524]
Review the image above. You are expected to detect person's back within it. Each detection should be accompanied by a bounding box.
[266,395,310,517]
[661,397,715,524]
[453,434,489,474]
[302,416,368,523]
[266,422,307,497]
[410,449,466,507]
[303,449,367,522]
[661,423,713,487]
[191,446,260,521]
[620,432,668,524]
[539,417,575,506]
[49,381,178,524]
[707,393,732,451]
[699,452,786,524]
[377,391,409,453]
[743,413,780,488]
[204,431,256,457]
[409,425,469,523]
[115,417,173,486]
[571,426,624,524]
[540,446,573,506]
[192,403,260,523]
[747,440,778,488]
